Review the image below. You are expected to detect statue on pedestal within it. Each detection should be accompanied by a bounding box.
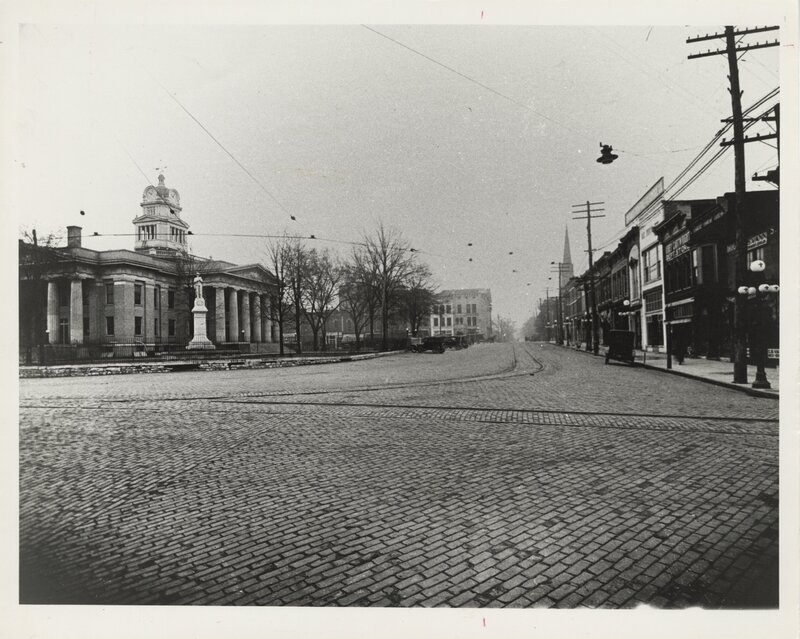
[186,273,214,350]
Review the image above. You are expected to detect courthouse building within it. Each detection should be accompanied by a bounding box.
[19,175,280,358]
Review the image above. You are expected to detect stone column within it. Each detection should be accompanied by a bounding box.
[241,292,251,342]
[215,287,226,344]
[114,279,135,342]
[70,279,84,344]
[263,296,273,342]
[47,280,59,343]
[228,289,239,341]
[252,293,262,342]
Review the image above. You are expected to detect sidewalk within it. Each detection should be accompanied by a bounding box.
[19,350,402,379]
[559,342,779,399]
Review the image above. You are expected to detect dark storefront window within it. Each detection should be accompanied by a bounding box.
[647,315,663,346]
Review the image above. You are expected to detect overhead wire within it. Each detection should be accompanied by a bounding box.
[138,65,298,223]
[575,87,778,268]
[361,24,591,141]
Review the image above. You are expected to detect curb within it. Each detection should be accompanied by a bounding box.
[19,350,403,379]
[551,343,779,400]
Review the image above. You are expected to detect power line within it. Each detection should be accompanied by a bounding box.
[139,66,298,223]
[361,24,589,140]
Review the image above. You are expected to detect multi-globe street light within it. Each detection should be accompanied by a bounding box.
[737,259,779,389]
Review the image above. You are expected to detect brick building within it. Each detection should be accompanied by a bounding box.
[430,288,493,339]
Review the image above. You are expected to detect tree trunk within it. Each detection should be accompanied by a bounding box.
[381,289,389,351]
[294,296,302,354]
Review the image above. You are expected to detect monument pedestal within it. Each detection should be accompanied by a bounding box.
[186,299,215,350]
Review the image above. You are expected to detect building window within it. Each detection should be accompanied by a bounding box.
[154,286,160,309]
[747,245,765,265]
[154,318,160,337]
[168,289,175,309]
[433,317,439,327]
[134,283,143,305]
[168,319,176,336]
[138,224,157,240]
[134,316,142,336]
[446,317,452,327]
[643,246,661,283]
[457,304,462,314]
[645,289,663,314]
[105,282,114,305]
[666,253,693,293]
[57,281,69,305]
[145,206,156,216]
[83,316,90,337]
[82,285,90,307]
[106,316,115,336]
[59,318,69,343]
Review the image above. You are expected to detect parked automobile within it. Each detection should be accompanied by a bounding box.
[443,335,469,350]
[413,336,446,353]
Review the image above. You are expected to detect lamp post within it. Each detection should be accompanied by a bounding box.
[583,312,592,351]
[737,259,779,389]
[618,299,631,328]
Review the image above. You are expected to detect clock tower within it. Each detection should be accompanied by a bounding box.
[133,174,190,255]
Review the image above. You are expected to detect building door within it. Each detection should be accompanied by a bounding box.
[59,318,69,344]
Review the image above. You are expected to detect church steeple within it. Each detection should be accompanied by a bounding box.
[562,227,574,280]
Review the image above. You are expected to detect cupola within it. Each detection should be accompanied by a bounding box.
[133,174,190,255]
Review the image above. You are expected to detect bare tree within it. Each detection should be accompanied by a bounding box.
[348,245,382,342]
[266,233,293,355]
[362,223,419,351]
[302,248,342,350]
[19,229,64,364]
[397,263,437,336]
[338,262,374,350]
[495,315,518,343]
[284,238,310,354]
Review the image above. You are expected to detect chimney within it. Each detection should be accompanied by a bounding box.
[67,226,82,248]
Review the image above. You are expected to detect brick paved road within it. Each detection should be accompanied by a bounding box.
[19,343,779,607]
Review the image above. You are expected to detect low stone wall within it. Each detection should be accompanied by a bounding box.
[19,351,401,379]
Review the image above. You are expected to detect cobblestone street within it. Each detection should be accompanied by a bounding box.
[19,343,779,608]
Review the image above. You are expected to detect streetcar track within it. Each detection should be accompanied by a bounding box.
[20,343,544,404]
[20,399,778,429]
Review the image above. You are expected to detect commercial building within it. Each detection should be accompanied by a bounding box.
[562,182,778,364]
[430,289,493,340]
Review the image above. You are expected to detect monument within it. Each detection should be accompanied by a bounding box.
[186,275,216,350]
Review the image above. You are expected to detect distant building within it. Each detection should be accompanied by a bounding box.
[430,288,493,339]
[19,175,280,361]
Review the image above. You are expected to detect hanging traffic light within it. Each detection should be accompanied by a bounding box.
[597,143,618,164]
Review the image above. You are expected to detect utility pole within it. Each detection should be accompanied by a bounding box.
[687,25,778,383]
[572,201,605,355]
[545,287,551,342]
[550,262,570,346]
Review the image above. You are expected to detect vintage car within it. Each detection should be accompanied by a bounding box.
[444,335,469,350]
[604,330,636,365]
[413,336,446,353]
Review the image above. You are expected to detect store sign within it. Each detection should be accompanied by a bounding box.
[666,302,693,321]
[665,233,689,262]
[747,232,768,250]
[625,178,664,227]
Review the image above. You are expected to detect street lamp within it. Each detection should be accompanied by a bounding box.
[737,259,779,389]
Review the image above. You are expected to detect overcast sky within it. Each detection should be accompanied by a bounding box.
[13,10,785,331]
